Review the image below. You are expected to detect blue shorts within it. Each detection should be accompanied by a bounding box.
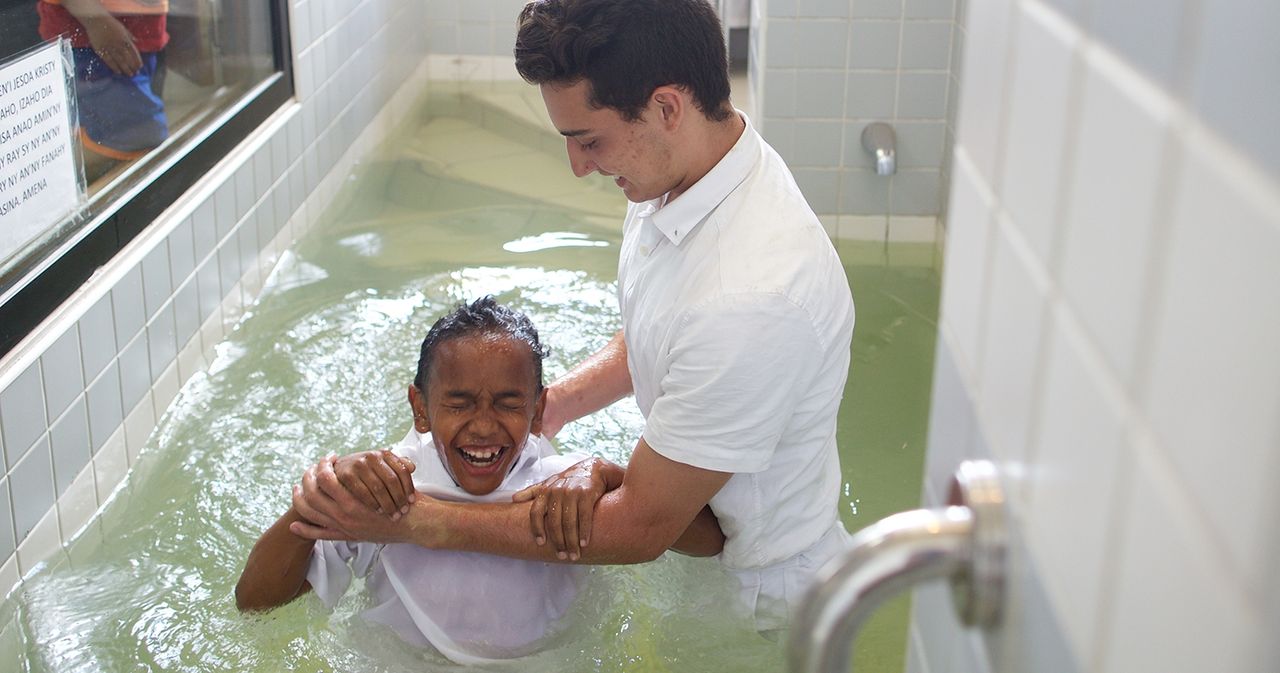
[73,47,168,160]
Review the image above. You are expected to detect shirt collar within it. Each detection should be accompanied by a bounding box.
[645,111,759,246]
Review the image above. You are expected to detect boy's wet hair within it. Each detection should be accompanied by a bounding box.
[414,296,549,392]
[514,0,733,123]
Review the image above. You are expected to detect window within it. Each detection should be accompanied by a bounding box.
[0,0,293,358]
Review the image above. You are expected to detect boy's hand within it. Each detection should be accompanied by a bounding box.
[332,450,417,519]
[512,457,622,561]
[82,15,143,76]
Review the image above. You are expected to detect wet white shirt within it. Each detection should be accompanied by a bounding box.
[617,113,856,630]
[306,429,586,663]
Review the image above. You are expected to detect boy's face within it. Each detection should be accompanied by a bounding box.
[409,333,545,495]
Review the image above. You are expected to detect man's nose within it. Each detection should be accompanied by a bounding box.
[566,139,596,178]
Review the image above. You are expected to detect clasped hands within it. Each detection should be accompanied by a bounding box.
[288,450,616,560]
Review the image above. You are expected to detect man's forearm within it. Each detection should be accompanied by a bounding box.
[545,330,633,430]
[412,487,688,565]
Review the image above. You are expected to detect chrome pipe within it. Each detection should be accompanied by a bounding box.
[860,122,897,176]
[788,460,1006,673]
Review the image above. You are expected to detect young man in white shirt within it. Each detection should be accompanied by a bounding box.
[291,0,855,632]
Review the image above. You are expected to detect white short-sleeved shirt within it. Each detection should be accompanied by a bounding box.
[306,429,586,663]
[618,113,855,624]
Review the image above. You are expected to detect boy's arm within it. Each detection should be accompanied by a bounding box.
[292,437,730,565]
[60,0,143,75]
[541,330,633,438]
[235,506,316,611]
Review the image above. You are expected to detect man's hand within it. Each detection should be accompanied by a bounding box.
[332,450,416,518]
[289,457,417,545]
[512,457,624,560]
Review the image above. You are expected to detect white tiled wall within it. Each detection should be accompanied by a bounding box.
[0,0,429,601]
[751,0,957,239]
[916,1,1280,672]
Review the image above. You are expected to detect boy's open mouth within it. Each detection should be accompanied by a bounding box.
[458,445,506,467]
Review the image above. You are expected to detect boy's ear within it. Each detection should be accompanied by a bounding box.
[530,387,547,436]
[408,384,430,433]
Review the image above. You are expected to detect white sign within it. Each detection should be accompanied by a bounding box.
[0,40,81,263]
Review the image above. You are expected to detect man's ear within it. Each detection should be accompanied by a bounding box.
[650,85,686,129]
[408,384,430,433]
[530,387,547,436]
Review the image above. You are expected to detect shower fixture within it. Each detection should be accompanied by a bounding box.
[860,122,897,176]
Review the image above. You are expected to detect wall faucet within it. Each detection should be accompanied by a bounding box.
[861,122,897,176]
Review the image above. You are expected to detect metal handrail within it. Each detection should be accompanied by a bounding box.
[788,460,1006,673]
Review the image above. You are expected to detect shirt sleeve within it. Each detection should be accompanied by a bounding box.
[641,292,823,473]
[305,539,382,609]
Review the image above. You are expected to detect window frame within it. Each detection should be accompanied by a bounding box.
[0,0,294,360]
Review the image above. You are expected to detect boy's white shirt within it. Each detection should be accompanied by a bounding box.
[305,428,587,663]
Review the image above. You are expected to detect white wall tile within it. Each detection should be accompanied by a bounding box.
[153,362,179,422]
[998,1,1079,262]
[840,169,891,215]
[794,20,849,68]
[1101,445,1262,673]
[1188,0,1280,177]
[85,363,122,453]
[900,21,952,70]
[111,265,146,348]
[854,0,904,20]
[118,333,151,414]
[1142,129,1280,594]
[976,216,1048,465]
[763,69,797,117]
[173,279,200,349]
[938,151,993,372]
[11,437,53,540]
[897,72,949,118]
[849,20,901,70]
[0,479,12,560]
[1090,0,1186,89]
[124,394,155,465]
[49,398,90,497]
[795,71,846,118]
[891,170,942,215]
[141,243,171,319]
[953,0,1013,182]
[0,551,16,602]
[1022,305,1126,665]
[845,72,898,119]
[167,217,196,288]
[192,198,218,264]
[92,428,127,506]
[147,305,177,381]
[1057,48,1171,384]
[794,169,841,214]
[40,328,83,425]
[798,0,850,19]
[15,508,59,576]
[233,164,255,231]
[895,121,947,168]
[794,121,844,167]
[56,463,98,544]
[905,0,953,20]
[77,294,117,381]
[1,363,45,468]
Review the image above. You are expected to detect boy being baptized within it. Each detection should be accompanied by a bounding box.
[235,297,587,662]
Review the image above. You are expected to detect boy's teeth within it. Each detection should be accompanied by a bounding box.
[460,446,501,464]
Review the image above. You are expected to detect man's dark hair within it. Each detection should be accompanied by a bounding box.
[413,296,549,393]
[514,0,733,122]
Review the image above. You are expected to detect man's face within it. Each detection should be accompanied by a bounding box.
[540,80,675,203]
[410,333,545,495]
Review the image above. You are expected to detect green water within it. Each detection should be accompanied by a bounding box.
[2,87,940,672]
